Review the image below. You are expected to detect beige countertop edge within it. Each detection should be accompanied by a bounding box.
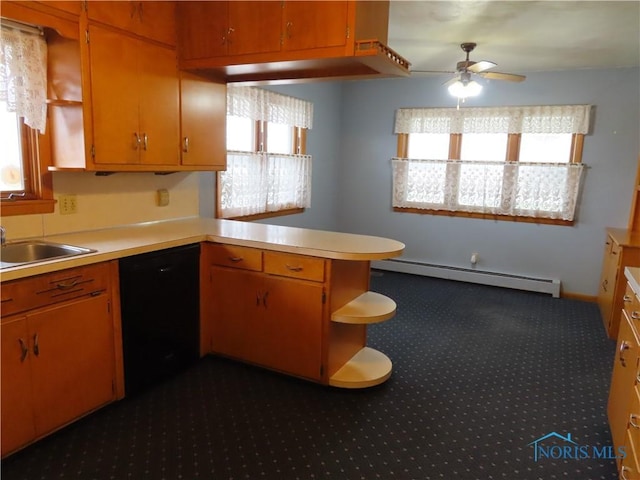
[0,219,405,282]
[625,267,640,296]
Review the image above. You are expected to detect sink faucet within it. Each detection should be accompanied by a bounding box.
[0,226,5,246]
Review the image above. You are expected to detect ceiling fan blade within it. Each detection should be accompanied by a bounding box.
[467,60,496,74]
[442,76,460,87]
[479,71,526,82]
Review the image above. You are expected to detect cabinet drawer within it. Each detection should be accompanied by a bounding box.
[208,244,262,271]
[624,283,640,332]
[1,263,110,318]
[263,251,325,282]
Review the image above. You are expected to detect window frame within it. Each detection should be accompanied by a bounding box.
[395,132,584,226]
[216,120,308,221]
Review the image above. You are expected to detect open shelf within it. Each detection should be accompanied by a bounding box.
[329,347,392,389]
[331,291,396,324]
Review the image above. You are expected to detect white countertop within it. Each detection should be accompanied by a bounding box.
[0,218,405,282]
[625,267,640,296]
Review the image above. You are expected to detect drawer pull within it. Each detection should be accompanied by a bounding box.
[632,311,640,320]
[630,414,640,429]
[228,256,243,263]
[624,294,633,303]
[18,338,28,362]
[285,264,304,272]
[619,341,630,366]
[33,334,40,357]
[621,466,631,480]
[56,279,79,290]
[263,291,269,308]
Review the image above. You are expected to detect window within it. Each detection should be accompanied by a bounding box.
[1,23,54,215]
[392,105,591,224]
[218,86,313,220]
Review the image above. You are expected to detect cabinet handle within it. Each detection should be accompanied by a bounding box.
[228,256,243,263]
[286,21,293,39]
[133,132,141,150]
[227,27,234,45]
[138,1,143,21]
[182,136,189,153]
[633,311,640,320]
[18,338,28,362]
[263,291,269,308]
[619,341,630,366]
[624,294,633,303]
[621,466,631,480]
[256,292,261,306]
[129,1,136,18]
[285,264,303,272]
[630,414,640,429]
[142,133,148,151]
[56,279,79,290]
[33,334,40,357]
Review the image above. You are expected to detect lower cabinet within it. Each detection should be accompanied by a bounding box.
[0,262,119,457]
[201,243,396,387]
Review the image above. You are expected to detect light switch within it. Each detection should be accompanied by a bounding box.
[157,189,170,207]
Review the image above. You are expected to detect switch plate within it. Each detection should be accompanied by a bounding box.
[59,194,77,215]
[157,189,170,207]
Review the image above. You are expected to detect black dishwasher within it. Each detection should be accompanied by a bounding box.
[119,244,200,396]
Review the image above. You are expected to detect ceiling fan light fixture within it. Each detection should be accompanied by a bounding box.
[448,79,482,98]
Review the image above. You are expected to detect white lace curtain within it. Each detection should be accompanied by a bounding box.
[395,105,591,135]
[220,152,312,218]
[392,159,584,221]
[220,86,314,218]
[227,84,313,128]
[0,27,47,132]
[392,104,590,221]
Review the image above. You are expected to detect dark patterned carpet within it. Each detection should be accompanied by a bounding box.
[1,271,618,479]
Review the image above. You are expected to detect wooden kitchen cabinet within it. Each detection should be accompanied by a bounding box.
[0,262,120,458]
[85,1,176,46]
[281,1,351,52]
[83,24,180,169]
[598,230,640,339]
[179,72,226,169]
[201,242,396,387]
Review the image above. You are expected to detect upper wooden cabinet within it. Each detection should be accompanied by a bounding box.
[177,0,410,83]
[85,0,176,46]
[81,25,181,169]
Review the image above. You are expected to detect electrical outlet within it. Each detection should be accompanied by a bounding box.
[59,194,77,215]
[157,189,170,207]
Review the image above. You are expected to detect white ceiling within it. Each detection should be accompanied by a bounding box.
[387,1,640,76]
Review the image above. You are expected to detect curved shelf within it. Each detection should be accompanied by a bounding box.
[329,347,392,389]
[331,291,396,324]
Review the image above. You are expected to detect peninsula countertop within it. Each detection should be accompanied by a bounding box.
[0,218,405,282]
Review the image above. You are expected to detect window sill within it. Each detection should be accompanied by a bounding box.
[393,207,574,226]
[1,199,56,216]
[221,208,305,222]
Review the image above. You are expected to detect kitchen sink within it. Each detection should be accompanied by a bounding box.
[0,240,96,269]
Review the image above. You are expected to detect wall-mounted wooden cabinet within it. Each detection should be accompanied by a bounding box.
[84,0,176,46]
[177,0,409,83]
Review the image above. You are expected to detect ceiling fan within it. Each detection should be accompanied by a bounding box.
[413,42,526,99]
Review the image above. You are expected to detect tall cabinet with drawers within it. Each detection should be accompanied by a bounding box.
[200,243,397,388]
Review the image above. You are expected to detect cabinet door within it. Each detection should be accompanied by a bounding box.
[177,1,229,60]
[87,1,176,46]
[608,313,640,451]
[208,266,262,359]
[88,25,140,165]
[227,1,282,56]
[28,294,115,436]
[255,276,324,380]
[1,316,36,457]
[179,72,226,168]
[282,1,349,52]
[137,39,180,166]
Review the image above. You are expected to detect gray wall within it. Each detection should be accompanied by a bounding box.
[334,68,640,296]
[207,67,639,296]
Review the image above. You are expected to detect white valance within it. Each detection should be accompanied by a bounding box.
[394,105,591,135]
[392,158,584,221]
[0,27,47,132]
[227,85,313,129]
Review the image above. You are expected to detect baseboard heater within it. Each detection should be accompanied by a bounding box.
[371,258,561,298]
